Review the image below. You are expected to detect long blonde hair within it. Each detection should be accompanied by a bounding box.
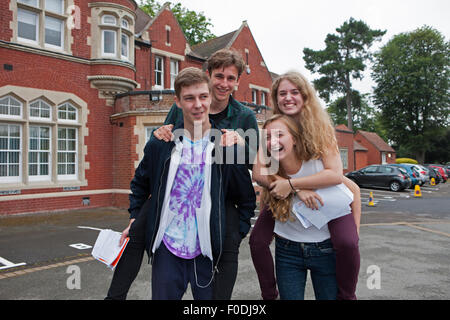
[271,71,338,159]
[261,115,303,222]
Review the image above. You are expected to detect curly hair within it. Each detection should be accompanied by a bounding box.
[260,115,303,222]
[270,71,338,160]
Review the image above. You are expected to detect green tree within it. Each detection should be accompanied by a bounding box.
[303,17,386,130]
[327,90,383,134]
[372,26,450,164]
[139,0,215,45]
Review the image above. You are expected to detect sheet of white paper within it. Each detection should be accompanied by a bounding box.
[92,229,124,267]
[292,184,353,229]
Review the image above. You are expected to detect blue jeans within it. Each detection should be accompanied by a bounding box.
[275,236,337,300]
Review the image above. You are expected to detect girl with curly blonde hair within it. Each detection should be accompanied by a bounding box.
[250,71,361,300]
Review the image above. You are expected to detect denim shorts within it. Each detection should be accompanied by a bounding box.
[275,236,337,300]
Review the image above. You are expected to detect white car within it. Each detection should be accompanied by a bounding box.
[413,164,430,184]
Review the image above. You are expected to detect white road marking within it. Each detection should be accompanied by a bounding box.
[69,243,92,250]
[77,226,103,231]
[0,256,26,270]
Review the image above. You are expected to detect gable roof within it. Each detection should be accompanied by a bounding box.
[335,124,353,133]
[191,30,237,59]
[357,130,395,153]
[135,6,152,35]
[191,20,254,59]
[353,140,368,152]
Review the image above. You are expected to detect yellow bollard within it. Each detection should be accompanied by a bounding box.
[367,191,376,207]
[414,184,422,198]
[430,178,436,186]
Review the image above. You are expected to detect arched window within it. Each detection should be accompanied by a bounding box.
[0,95,22,117]
[58,102,77,121]
[30,99,51,120]
[102,15,117,25]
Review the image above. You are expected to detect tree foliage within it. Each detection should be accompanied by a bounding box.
[372,26,450,163]
[327,90,384,136]
[303,18,385,129]
[139,0,216,45]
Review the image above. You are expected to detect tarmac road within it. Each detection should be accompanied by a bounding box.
[0,183,449,300]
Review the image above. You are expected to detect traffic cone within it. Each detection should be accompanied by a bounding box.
[430,178,436,186]
[414,184,422,198]
[367,191,376,207]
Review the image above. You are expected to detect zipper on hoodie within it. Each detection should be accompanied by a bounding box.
[149,154,171,265]
[213,164,223,274]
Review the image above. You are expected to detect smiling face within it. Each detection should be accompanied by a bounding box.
[276,79,304,116]
[265,119,297,163]
[175,82,211,127]
[209,65,240,105]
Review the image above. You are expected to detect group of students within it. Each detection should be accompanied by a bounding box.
[105,48,361,301]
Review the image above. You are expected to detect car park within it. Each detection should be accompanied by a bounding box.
[414,164,431,184]
[429,164,449,181]
[391,164,423,187]
[425,164,448,183]
[345,164,412,192]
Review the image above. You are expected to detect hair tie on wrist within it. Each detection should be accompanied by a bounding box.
[288,179,296,193]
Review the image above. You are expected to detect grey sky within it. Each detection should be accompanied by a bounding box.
[169,0,449,96]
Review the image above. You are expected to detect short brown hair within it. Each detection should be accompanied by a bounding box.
[206,49,245,78]
[174,67,211,99]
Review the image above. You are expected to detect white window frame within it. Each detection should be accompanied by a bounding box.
[44,15,64,50]
[339,148,349,170]
[252,89,257,104]
[0,123,22,183]
[57,102,78,123]
[154,56,164,88]
[57,127,78,181]
[381,152,387,164]
[18,0,39,7]
[102,14,117,26]
[17,8,39,45]
[121,33,129,60]
[45,0,64,14]
[145,126,158,142]
[261,92,266,106]
[0,96,22,119]
[102,29,117,57]
[29,99,52,121]
[170,59,178,89]
[28,125,52,182]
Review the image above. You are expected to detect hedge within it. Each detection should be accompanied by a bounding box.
[396,158,418,164]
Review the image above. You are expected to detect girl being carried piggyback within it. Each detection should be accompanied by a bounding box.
[251,71,361,300]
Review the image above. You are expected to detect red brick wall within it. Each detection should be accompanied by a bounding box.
[335,129,355,174]
[355,151,368,170]
[70,0,91,59]
[147,6,189,89]
[135,45,152,90]
[1,193,115,215]
[0,0,13,41]
[229,25,273,106]
[354,132,380,165]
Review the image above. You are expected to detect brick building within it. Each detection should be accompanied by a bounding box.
[0,1,395,215]
[0,0,273,215]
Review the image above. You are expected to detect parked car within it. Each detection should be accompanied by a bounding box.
[346,164,412,192]
[425,164,448,183]
[390,164,423,187]
[414,164,431,184]
[429,164,450,180]
[425,167,442,184]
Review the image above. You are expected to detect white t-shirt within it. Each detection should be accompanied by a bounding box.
[274,159,331,243]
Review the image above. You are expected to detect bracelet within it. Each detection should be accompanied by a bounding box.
[288,179,296,194]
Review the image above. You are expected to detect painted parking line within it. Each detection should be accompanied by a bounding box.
[361,221,450,238]
[0,256,93,280]
[0,257,26,271]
